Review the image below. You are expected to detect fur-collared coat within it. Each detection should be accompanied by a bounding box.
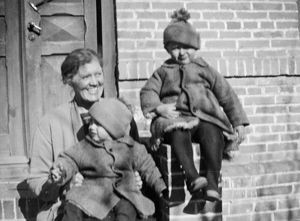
[140,57,249,151]
[54,135,166,220]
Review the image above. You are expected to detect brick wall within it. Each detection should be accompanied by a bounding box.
[116,0,300,220]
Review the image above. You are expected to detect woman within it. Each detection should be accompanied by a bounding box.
[27,48,141,221]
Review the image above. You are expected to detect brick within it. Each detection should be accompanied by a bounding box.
[257,185,292,197]
[254,174,277,186]
[119,51,152,60]
[199,51,222,58]
[278,196,300,209]
[187,2,218,10]
[220,31,251,39]
[287,124,300,131]
[3,199,15,219]
[271,125,286,132]
[117,2,149,10]
[205,40,236,49]
[276,21,298,29]
[274,209,300,221]
[245,96,275,105]
[285,3,298,11]
[117,20,138,29]
[286,30,300,38]
[118,40,135,50]
[262,59,271,75]
[200,31,218,39]
[224,214,251,221]
[222,188,247,200]
[139,21,155,29]
[237,12,267,19]
[117,11,134,19]
[249,134,279,143]
[243,22,257,29]
[203,12,234,20]
[254,125,270,133]
[227,22,241,30]
[136,40,161,49]
[276,95,300,104]
[239,40,270,49]
[151,2,183,10]
[210,22,225,29]
[254,200,276,212]
[260,22,275,29]
[252,213,273,221]
[253,3,283,11]
[192,21,208,29]
[239,144,266,153]
[157,21,169,30]
[220,3,250,10]
[247,87,262,95]
[280,132,300,141]
[136,11,166,19]
[269,12,298,20]
[256,106,287,114]
[254,31,283,38]
[256,49,286,58]
[272,40,300,48]
[267,142,298,151]
[230,202,253,214]
[117,30,151,39]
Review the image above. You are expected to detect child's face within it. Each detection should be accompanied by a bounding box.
[166,42,196,65]
[88,119,112,142]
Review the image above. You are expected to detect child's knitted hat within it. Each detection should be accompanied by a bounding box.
[88,98,133,139]
[163,8,200,49]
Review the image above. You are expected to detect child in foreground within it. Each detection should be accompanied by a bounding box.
[140,8,249,207]
[51,98,167,221]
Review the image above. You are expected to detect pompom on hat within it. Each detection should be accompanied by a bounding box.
[163,8,200,49]
[88,98,133,139]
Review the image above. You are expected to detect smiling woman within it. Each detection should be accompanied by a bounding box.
[27,48,141,221]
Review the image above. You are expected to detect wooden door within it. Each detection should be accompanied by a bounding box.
[0,0,26,159]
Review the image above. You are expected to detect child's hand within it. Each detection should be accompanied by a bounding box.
[156,103,180,119]
[234,125,246,144]
[51,163,66,185]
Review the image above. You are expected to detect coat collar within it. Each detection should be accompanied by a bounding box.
[85,135,135,148]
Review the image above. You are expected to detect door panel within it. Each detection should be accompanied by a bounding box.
[0,0,26,157]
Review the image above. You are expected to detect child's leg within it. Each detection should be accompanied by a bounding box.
[165,129,198,183]
[164,129,207,191]
[114,198,137,221]
[193,121,225,198]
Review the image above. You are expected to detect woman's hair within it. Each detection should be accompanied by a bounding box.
[61,48,100,84]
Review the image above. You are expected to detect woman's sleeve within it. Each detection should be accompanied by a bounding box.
[27,121,60,202]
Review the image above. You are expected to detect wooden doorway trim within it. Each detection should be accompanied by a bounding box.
[100,0,118,98]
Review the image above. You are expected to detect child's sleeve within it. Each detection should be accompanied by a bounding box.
[133,142,167,195]
[140,70,163,118]
[53,147,80,186]
[209,65,249,127]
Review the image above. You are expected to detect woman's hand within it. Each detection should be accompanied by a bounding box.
[135,171,143,190]
[156,103,180,119]
[51,163,65,185]
[69,172,84,189]
[234,125,246,145]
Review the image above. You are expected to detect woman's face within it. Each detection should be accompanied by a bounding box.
[89,119,112,142]
[70,58,104,104]
[166,42,196,65]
